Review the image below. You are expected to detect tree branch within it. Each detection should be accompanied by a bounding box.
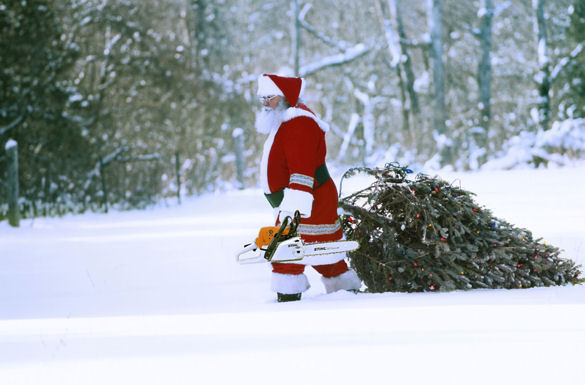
[0,114,25,136]
[298,19,346,51]
[299,43,371,77]
[117,153,161,163]
[101,145,130,167]
[551,44,584,83]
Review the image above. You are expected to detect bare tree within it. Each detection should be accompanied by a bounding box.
[475,0,495,160]
[293,0,302,76]
[429,0,451,165]
[533,0,552,131]
[375,0,420,140]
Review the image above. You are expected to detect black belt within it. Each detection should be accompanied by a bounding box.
[264,163,331,208]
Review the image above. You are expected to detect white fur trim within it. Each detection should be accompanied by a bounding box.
[271,272,310,294]
[321,269,362,294]
[284,107,329,132]
[279,188,313,218]
[257,75,284,97]
[260,128,278,194]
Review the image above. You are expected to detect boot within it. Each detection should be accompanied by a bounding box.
[277,292,302,302]
[321,268,362,294]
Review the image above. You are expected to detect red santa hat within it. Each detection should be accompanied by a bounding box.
[257,74,305,107]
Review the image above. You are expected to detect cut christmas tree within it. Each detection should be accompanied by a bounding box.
[339,163,584,293]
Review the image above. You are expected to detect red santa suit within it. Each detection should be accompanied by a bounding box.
[257,74,361,296]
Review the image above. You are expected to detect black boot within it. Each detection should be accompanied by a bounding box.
[277,292,302,302]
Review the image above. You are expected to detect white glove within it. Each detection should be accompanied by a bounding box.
[278,210,296,222]
[280,188,313,218]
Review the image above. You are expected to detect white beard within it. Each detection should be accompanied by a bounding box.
[255,105,287,134]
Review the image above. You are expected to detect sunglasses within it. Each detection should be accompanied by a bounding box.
[259,95,279,103]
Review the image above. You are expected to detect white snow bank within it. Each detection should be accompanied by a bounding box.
[482,118,585,170]
[1,166,584,385]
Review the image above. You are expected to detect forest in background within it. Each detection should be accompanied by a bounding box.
[1,0,584,218]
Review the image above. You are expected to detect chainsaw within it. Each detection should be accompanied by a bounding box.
[235,211,359,265]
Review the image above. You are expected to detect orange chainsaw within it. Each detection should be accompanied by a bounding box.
[235,211,359,265]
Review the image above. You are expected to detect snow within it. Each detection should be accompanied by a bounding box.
[481,118,585,170]
[4,138,17,150]
[1,166,585,384]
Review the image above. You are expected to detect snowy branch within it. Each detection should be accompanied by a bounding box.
[398,37,431,49]
[299,43,370,77]
[298,3,312,21]
[336,113,360,162]
[551,44,584,83]
[298,19,346,51]
[117,153,161,163]
[101,145,130,167]
[0,114,25,136]
[376,0,401,67]
[494,1,512,16]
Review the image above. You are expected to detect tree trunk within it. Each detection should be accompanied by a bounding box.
[476,0,494,159]
[185,0,207,73]
[375,0,418,146]
[534,0,552,131]
[429,0,450,165]
[293,0,301,76]
[99,157,109,213]
[393,0,419,116]
[6,139,20,227]
[336,112,360,163]
[233,128,245,190]
[175,151,182,204]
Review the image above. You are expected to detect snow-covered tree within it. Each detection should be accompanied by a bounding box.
[3,0,585,219]
[0,0,87,217]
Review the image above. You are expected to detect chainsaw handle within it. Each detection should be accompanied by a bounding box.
[235,242,258,262]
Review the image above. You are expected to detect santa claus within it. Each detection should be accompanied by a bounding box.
[255,73,361,302]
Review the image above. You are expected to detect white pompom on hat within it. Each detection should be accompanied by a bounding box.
[257,73,305,107]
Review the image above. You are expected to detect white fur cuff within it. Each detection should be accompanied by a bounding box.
[321,269,362,294]
[271,273,310,294]
[279,188,313,218]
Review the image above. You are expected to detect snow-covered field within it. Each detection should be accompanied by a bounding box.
[1,165,584,385]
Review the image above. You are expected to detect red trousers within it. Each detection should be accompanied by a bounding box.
[271,259,349,278]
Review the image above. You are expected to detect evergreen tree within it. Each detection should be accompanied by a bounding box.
[0,0,87,217]
[339,163,584,292]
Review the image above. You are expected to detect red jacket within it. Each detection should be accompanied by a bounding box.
[260,105,342,244]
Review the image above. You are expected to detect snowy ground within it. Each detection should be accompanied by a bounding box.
[1,165,584,385]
